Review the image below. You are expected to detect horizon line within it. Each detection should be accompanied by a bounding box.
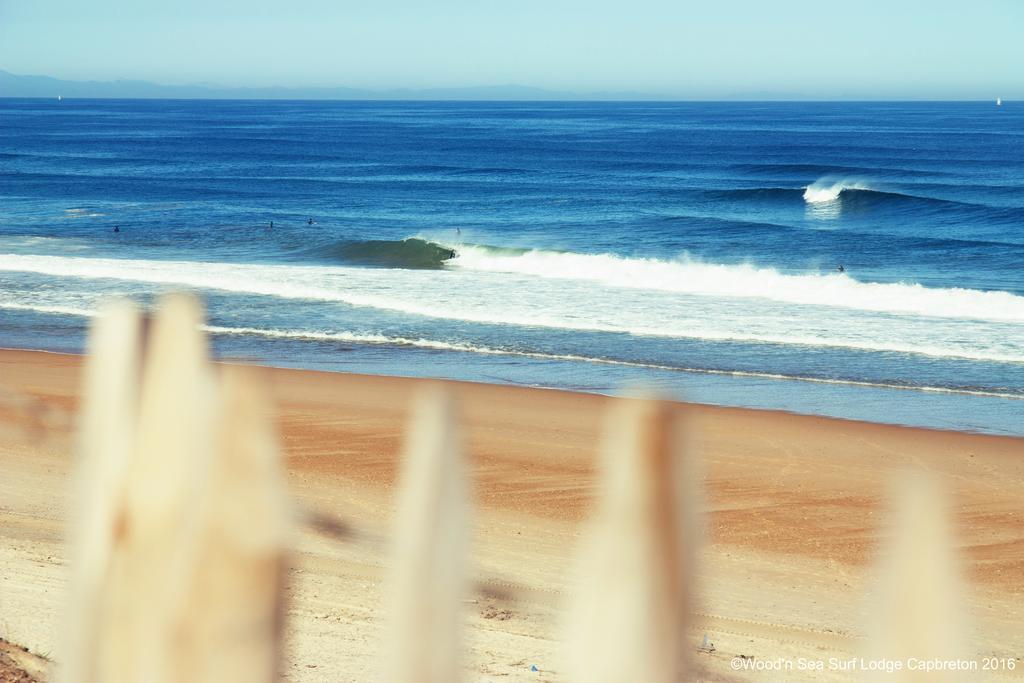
[0,96,1012,103]
[0,69,1013,103]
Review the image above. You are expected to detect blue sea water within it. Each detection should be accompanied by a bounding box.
[1,99,1022,434]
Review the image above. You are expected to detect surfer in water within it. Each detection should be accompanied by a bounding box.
[113,225,120,233]
[837,265,845,273]
[308,218,314,225]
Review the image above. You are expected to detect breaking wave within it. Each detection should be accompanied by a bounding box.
[803,179,871,203]
[303,237,457,269]
[3,248,1024,329]
[447,245,1024,324]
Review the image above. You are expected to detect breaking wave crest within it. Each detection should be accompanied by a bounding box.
[1,251,1023,363]
[3,249,1024,326]
[447,245,1024,323]
[803,179,871,203]
[303,237,456,269]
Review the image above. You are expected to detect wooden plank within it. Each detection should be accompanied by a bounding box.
[175,365,289,683]
[60,295,288,683]
[861,473,967,681]
[563,397,697,683]
[384,384,469,683]
[59,299,142,683]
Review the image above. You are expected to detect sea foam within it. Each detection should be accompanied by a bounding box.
[448,245,1024,324]
[3,299,1022,396]
[2,252,1023,364]
[802,179,869,203]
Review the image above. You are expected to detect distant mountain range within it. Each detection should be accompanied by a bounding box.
[0,69,660,101]
[1,70,1010,102]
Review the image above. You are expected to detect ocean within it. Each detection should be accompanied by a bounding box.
[1,99,1022,434]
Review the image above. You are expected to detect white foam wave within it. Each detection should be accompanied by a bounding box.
[142,318,1024,364]
[3,301,1020,400]
[208,327,1024,397]
[448,246,1024,324]
[802,179,868,203]
[63,208,107,218]
[1,252,1022,363]
[8,250,1024,324]
[0,301,98,317]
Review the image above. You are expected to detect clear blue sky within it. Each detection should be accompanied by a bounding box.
[1,0,1021,98]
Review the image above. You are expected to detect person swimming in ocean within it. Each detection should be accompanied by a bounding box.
[113,225,120,233]
[837,265,845,273]
[269,220,274,229]
[308,218,314,225]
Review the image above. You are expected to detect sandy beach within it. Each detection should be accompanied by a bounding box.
[1,347,1023,681]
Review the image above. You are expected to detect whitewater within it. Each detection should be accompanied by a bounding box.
[447,244,1024,323]
[3,99,1023,433]
[801,179,870,203]
[6,248,1024,324]
[1,251,1022,364]
[2,299,1019,401]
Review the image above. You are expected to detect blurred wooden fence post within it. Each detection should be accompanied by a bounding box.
[384,384,469,683]
[59,294,289,683]
[60,299,142,683]
[176,365,290,682]
[563,397,699,683]
[54,295,980,683]
[861,473,967,682]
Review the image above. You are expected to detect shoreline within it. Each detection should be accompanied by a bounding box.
[2,347,1023,681]
[2,341,1022,438]
[7,315,1024,403]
